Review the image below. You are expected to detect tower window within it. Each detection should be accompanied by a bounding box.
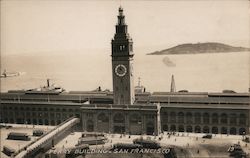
[119,45,126,51]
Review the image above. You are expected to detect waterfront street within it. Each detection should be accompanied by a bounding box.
[1,124,250,158]
[55,131,250,158]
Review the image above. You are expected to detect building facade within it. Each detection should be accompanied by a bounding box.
[1,91,250,135]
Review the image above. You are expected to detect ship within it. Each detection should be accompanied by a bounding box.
[0,69,20,78]
[24,79,65,95]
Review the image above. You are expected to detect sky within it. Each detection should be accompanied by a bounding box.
[1,0,250,55]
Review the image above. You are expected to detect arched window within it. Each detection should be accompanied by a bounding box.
[170,125,176,131]
[221,113,228,124]
[186,126,193,133]
[113,113,125,123]
[170,112,176,123]
[38,119,43,125]
[33,119,37,125]
[203,113,210,124]
[57,120,61,125]
[186,112,193,124]
[26,119,31,124]
[51,120,55,126]
[212,127,218,134]
[194,113,201,124]
[97,113,109,123]
[162,124,168,131]
[161,112,168,122]
[194,126,201,133]
[178,125,184,132]
[212,113,218,124]
[239,128,246,135]
[229,114,237,125]
[203,126,210,133]
[44,119,49,125]
[221,127,227,134]
[129,113,141,124]
[86,120,94,132]
[178,112,184,123]
[230,127,237,135]
[239,114,246,125]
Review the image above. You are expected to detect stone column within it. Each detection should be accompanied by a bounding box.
[142,114,146,134]
[154,114,158,135]
[125,112,130,134]
[218,113,221,125]
[209,114,212,125]
[82,112,86,132]
[94,113,98,132]
[109,111,113,133]
[157,103,161,134]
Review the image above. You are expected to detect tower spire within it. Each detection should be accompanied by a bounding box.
[138,77,141,87]
[170,75,176,92]
[118,6,125,25]
[112,7,134,105]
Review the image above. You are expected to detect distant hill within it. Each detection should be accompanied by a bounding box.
[147,42,250,55]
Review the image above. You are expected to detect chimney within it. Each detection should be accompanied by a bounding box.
[47,79,50,87]
[170,75,176,92]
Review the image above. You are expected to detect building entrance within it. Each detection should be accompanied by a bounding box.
[146,122,154,135]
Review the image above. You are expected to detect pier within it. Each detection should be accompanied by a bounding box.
[14,117,80,158]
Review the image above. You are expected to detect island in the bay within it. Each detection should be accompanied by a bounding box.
[147,42,250,55]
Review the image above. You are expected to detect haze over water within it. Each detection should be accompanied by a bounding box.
[1,50,249,93]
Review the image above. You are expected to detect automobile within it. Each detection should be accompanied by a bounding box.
[243,136,250,143]
[133,138,161,149]
[228,144,242,153]
[33,129,44,136]
[229,150,246,158]
[202,134,212,139]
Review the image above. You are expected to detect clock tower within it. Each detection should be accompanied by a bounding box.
[112,7,135,105]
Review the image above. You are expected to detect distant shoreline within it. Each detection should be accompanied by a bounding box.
[147,42,250,55]
[148,51,250,55]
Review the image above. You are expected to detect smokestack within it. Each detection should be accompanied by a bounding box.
[170,75,176,92]
[47,79,50,87]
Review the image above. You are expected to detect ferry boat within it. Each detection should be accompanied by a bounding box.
[0,69,20,78]
[25,79,65,95]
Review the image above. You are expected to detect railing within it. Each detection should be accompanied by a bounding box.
[14,117,79,158]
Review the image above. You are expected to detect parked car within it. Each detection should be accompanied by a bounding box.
[202,134,212,139]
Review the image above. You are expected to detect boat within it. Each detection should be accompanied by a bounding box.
[25,79,65,95]
[0,69,20,78]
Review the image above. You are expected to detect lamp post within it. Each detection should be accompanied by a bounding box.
[138,121,142,135]
[243,131,246,141]
[0,125,1,158]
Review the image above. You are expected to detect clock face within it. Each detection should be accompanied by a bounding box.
[115,64,127,77]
